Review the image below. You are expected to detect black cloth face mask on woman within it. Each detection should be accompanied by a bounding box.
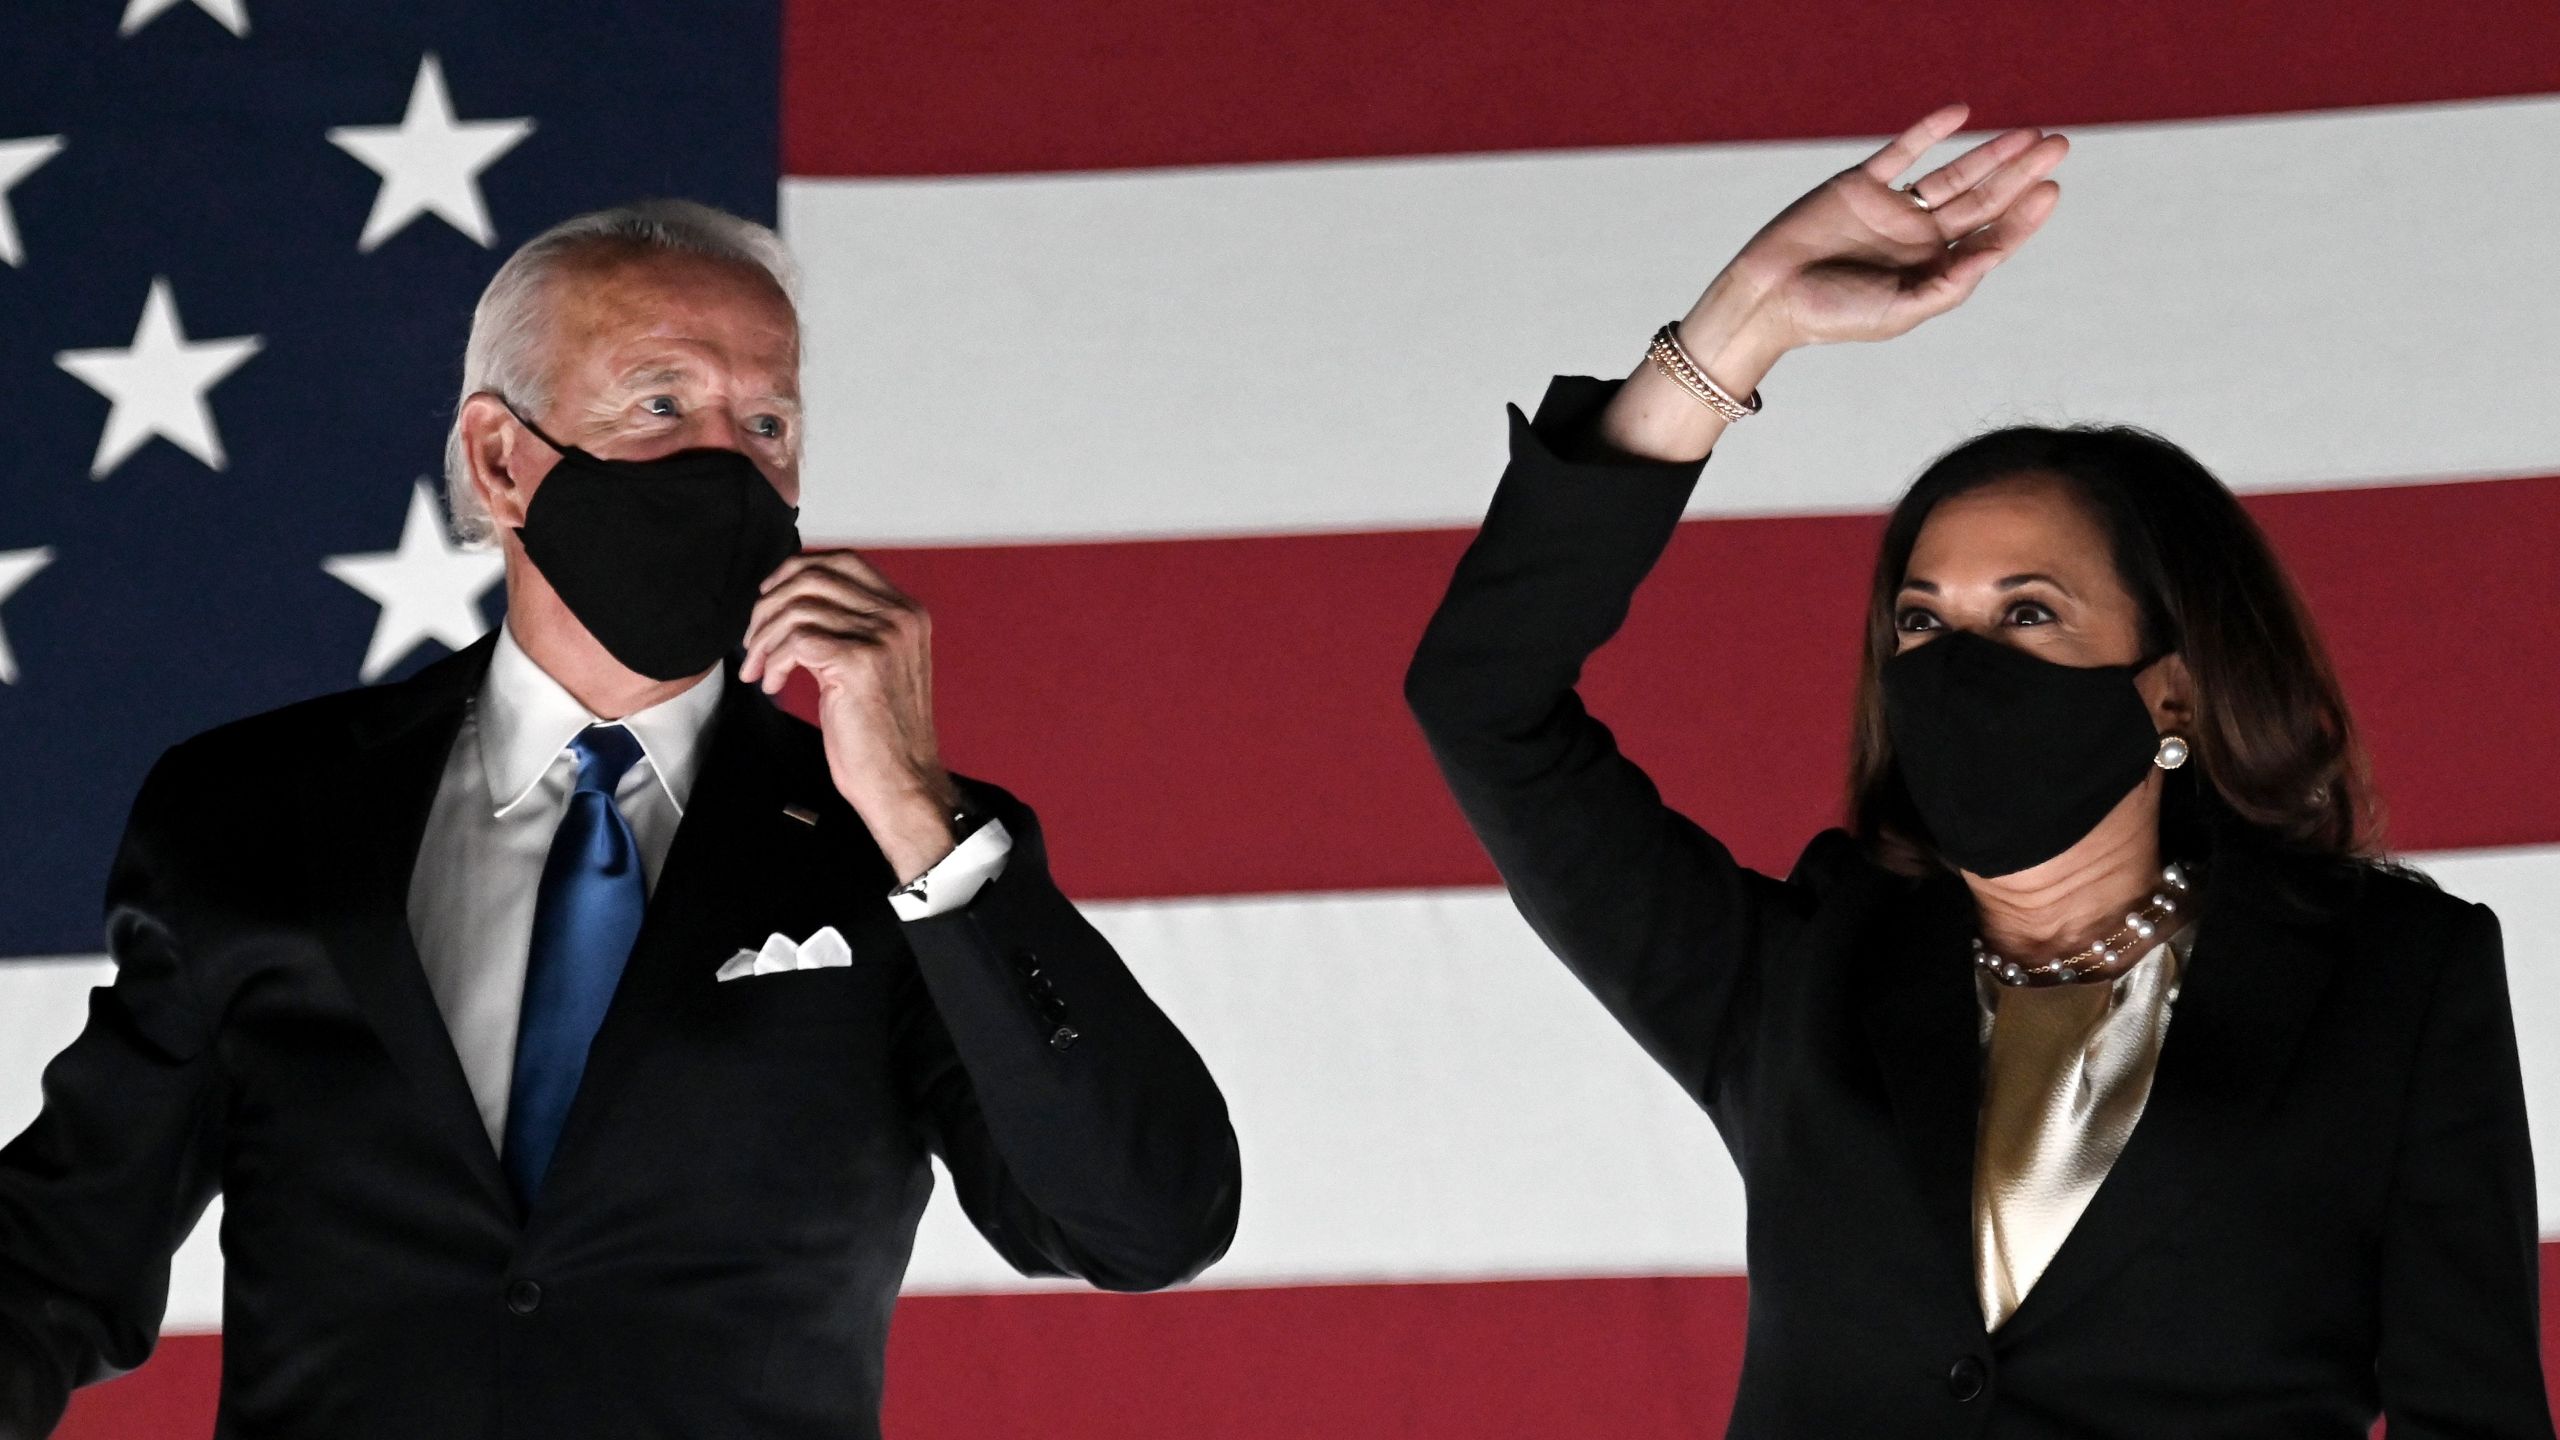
[503,406,803,682]
[1878,627,2170,878]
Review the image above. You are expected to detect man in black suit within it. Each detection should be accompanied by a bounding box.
[0,200,1241,1439]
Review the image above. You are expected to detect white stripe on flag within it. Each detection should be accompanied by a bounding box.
[783,95,2560,544]
[905,842,2560,1290]
[5,843,2549,1329]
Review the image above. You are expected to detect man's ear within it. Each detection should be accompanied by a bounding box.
[458,392,542,530]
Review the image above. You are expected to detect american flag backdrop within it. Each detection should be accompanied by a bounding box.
[4,2,2559,1435]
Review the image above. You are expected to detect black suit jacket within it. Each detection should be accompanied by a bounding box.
[1403,377,2552,1438]
[0,632,1241,1439]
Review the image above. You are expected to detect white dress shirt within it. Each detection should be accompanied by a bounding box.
[407,624,1010,1150]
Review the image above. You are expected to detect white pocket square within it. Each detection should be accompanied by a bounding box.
[715,925,854,982]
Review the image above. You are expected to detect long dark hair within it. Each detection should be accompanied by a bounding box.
[1847,423,2387,884]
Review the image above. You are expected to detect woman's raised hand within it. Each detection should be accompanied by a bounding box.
[1736,103,2067,348]
[1594,103,2067,463]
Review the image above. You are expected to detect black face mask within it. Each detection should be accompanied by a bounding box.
[505,409,802,682]
[1878,628,2168,878]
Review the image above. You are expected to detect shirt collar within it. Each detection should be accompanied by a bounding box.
[477,622,725,819]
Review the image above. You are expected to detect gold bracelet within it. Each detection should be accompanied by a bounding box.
[1647,321,1763,422]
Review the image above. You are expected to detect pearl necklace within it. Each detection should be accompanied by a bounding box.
[1973,861,2192,988]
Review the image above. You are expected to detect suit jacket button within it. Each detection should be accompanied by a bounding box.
[1048,1024,1080,1051]
[507,1279,543,1315]
[1945,1354,1986,1401]
[1009,948,1040,978]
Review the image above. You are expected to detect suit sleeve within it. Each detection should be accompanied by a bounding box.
[0,747,227,1440]
[2373,897,2555,1438]
[893,781,1240,1293]
[1402,376,1838,1118]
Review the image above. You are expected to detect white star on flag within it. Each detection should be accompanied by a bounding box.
[0,548,54,685]
[54,277,264,479]
[327,54,534,253]
[324,483,504,682]
[118,0,249,37]
[0,136,65,268]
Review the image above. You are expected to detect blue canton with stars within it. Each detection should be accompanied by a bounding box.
[0,1,782,957]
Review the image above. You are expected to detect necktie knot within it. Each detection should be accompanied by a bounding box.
[570,724,645,799]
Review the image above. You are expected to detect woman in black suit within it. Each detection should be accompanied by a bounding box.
[1404,104,2550,1438]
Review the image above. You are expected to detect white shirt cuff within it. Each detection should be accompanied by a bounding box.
[886,817,1014,920]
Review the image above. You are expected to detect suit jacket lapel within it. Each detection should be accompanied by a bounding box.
[297,641,854,1230]
[304,632,517,1220]
[526,671,831,1215]
[1858,865,1989,1310]
[1990,835,2343,1341]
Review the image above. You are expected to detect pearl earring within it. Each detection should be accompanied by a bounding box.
[2154,733,2190,770]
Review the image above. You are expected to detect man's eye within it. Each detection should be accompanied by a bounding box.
[643,395,678,417]
[750,414,784,439]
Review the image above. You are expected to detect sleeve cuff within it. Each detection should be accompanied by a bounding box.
[888,817,1015,920]
[1510,375,1720,474]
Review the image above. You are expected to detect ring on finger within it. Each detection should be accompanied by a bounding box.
[1898,181,1935,212]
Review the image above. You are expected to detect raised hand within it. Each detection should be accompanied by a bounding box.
[1595,102,2068,463]
[1737,103,2067,348]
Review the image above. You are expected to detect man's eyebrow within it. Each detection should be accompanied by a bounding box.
[611,364,695,391]
[607,365,800,410]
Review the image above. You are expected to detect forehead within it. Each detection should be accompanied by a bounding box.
[547,249,799,387]
[1904,471,2112,577]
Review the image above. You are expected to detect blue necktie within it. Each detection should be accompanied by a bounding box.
[502,724,648,1207]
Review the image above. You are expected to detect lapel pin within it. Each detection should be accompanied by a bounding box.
[782,803,819,827]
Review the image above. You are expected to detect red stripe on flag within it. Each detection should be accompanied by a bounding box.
[884,1276,1748,1437]
[788,472,2560,900]
[54,1333,218,1439]
[60,1245,2560,1435]
[782,1,2560,177]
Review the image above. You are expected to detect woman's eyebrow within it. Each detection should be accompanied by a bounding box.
[1998,571,2076,599]
[1895,572,2078,599]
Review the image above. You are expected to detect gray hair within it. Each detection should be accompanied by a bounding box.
[441,199,801,546]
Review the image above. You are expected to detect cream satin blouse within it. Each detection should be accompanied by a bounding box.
[1971,919,2201,1331]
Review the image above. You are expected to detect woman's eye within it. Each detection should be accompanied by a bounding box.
[2007,601,2056,626]
[1894,608,1939,632]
